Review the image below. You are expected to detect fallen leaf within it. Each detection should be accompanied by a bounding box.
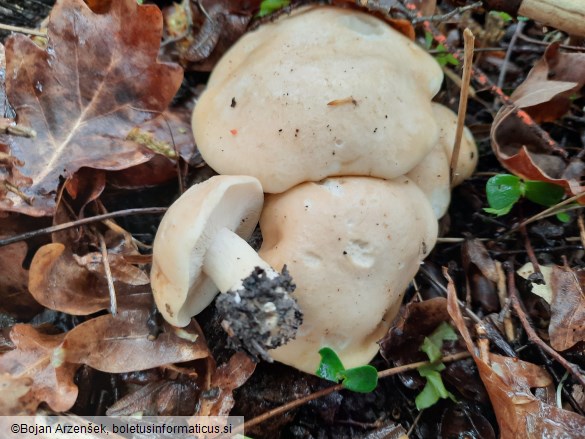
[165,0,260,71]
[63,309,210,373]
[197,352,256,416]
[517,262,554,304]
[0,325,78,413]
[0,373,35,415]
[549,265,585,351]
[446,273,585,437]
[1,0,183,216]
[73,251,150,286]
[107,378,200,416]
[462,239,501,313]
[491,44,585,201]
[28,243,152,315]
[0,216,45,319]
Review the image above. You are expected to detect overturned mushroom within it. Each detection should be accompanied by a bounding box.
[150,175,302,360]
[258,176,438,373]
[192,6,444,193]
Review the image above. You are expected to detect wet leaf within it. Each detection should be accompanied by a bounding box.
[446,274,585,437]
[197,352,256,416]
[1,0,183,216]
[549,266,585,351]
[0,325,78,412]
[63,309,210,373]
[28,243,151,315]
[491,44,585,201]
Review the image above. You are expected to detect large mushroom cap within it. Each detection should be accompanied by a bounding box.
[407,103,478,218]
[193,6,444,193]
[258,176,438,373]
[150,175,263,327]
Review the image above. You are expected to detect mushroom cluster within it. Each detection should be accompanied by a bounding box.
[151,6,478,374]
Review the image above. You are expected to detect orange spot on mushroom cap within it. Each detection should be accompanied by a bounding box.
[230,129,238,135]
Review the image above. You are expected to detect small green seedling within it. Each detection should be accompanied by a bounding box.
[415,322,458,410]
[424,31,459,67]
[484,174,569,222]
[257,0,290,17]
[316,347,378,393]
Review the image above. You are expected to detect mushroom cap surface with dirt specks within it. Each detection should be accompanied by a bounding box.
[258,176,438,374]
[192,6,444,193]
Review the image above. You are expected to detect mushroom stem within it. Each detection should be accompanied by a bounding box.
[203,227,277,293]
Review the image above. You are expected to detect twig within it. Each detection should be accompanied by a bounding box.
[450,28,474,185]
[406,409,424,437]
[0,207,167,248]
[98,233,117,316]
[520,224,543,282]
[411,1,483,25]
[236,351,470,434]
[496,21,526,91]
[0,22,47,37]
[504,261,585,388]
[578,214,585,249]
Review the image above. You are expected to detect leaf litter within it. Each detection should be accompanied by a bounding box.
[0,0,584,436]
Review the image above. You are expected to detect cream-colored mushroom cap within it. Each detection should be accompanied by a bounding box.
[193,6,444,193]
[406,103,478,218]
[258,176,438,374]
[150,175,263,327]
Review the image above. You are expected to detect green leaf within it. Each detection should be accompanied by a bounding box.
[339,366,379,393]
[420,322,458,363]
[316,347,345,382]
[415,380,439,410]
[556,211,571,223]
[523,181,565,207]
[485,174,523,212]
[257,0,290,17]
[489,11,513,22]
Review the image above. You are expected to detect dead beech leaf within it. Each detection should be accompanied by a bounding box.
[28,243,152,315]
[446,274,585,437]
[1,0,183,216]
[549,266,585,351]
[197,352,256,416]
[491,44,585,201]
[63,309,210,373]
[0,325,78,413]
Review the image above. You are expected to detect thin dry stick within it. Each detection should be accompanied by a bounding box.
[496,21,526,91]
[98,233,118,316]
[0,207,167,248]
[450,28,474,185]
[505,261,585,388]
[0,22,47,37]
[237,352,470,433]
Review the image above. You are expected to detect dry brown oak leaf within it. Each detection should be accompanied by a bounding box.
[1,0,182,216]
[491,43,585,201]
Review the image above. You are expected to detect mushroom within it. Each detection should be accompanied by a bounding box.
[192,6,444,193]
[258,176,438,374]
[150,175,302,359]
[406,103,478,218]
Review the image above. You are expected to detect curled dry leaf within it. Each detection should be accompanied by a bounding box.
[63,309,210,373]
[164,0,260,71]
[446,273,585,437]
[0,325,78,413]
[28,243,152,315]
[197,352,256,416]
[491,44,585,200]
[549,265,585,351]
[0,0,183,216]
